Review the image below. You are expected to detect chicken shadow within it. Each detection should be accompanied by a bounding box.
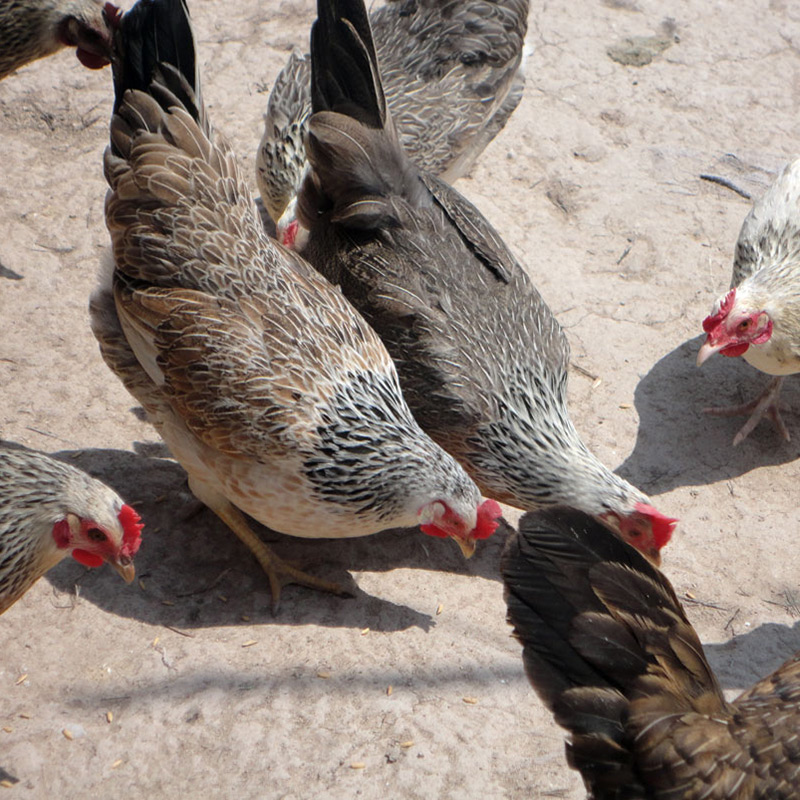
[704,619,800,692]
[616,335,800,496]
[43,444,511,633]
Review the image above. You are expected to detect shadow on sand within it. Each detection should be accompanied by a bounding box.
[616,335,800,496]
[40,444,511,633]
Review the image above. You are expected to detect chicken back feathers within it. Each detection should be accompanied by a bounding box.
[502,506,800,799]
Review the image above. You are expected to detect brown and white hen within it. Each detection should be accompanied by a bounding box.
[698,157,800,445]
[0,442,142,615]
[90,0,500,610]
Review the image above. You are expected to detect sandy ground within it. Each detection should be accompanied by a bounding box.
[1,0,799,797]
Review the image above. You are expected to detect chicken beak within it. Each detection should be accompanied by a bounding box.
[644,547,661,568]
[111,559,135,584]
[454,537,476,559]
[696,338,724,366]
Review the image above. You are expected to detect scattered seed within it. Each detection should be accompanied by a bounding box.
[619,403,632,409]
[161,600,175,606]
[685,591,696,599]
[18,713,30,720]
[462,696,478,705]
[400,740,414,749]
[241,615,251,622]
[106,711,113,724]
[218,595,228,603]
[15,674,27,686]
[317,671,331,679]
[592,378,602,389]
[360,627,370,635]
[62,728,74,740]
[150,527,162,535]
[386,685,393,696]
[138,579,146,590]
[155,494,168,503]
[350,762,366,770]
[152,636,160,647]
[2,727,12,733]
[436,603,443,615]
[111,759,124,770]
[242,640,257,648]
[1,780,14,788]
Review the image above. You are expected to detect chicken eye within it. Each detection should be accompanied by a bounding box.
[86,527,107,543]
[738,319,750,331]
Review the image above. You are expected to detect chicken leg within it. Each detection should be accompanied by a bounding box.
[704,376,790,446]
[190,479,352,613]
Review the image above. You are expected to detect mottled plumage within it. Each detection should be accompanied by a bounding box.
[0,442,142,614]
[502,506,800,799]
[0,0,116,80]
[91,0,499,609]
[297,0,676,561]
[698,158,800,444]
[256,0,528,226]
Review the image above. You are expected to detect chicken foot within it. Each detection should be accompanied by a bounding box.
[704,376,790,446]
[189,480,352,613]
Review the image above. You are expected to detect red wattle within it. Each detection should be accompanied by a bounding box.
[76,48,110,69]
[720,343,749,358]
[72,549,104,568]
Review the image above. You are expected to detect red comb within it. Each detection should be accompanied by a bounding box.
[118,504,143,558]
[104,2,123,29]
[474,499,502,539]
[702,288,736,333]
[281,219,300,249]
[635,502,677,550]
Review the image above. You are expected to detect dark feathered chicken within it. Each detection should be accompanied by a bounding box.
[295,0,677,562]
[502,506,800,799]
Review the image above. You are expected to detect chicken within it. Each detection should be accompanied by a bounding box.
[256,0,528,243]
[697,158,800,445]
[295,0,677,563]
[0,442,142,615]
[90,0,501,611]
[0,0,118,80]
[502,505,800,799]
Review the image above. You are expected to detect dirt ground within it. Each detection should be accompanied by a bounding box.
[1,0,799,797]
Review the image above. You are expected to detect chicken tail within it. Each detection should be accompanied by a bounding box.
[109,0,201,127]
[299,0,427,232]
[501,506,726,796]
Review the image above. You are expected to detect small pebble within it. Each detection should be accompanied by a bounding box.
[350,762,366,770]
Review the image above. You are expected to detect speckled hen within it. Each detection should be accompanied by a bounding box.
[503,506,800,799]
[257,0,529,245]
[0,442,142,615]
[296,0,677,563]
[90,0,500,610]
[0,0,118,80]
[698,158,800,445]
